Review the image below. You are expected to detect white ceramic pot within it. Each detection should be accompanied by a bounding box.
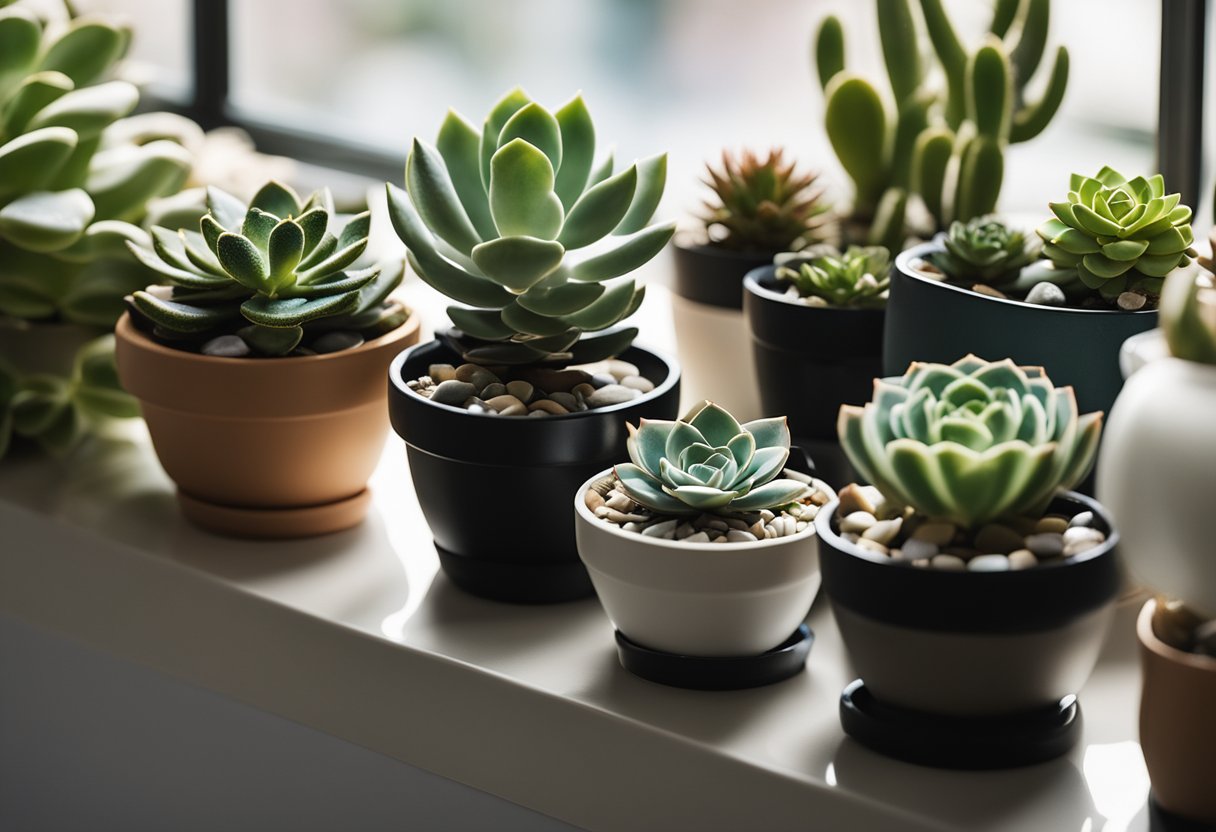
[573,469,822,657]
[1098,356,1216,619]
[1118,328,1169,379]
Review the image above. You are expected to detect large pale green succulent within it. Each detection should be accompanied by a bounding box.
[931,215,1041,284]
[129,182,404,356]
[1160,269,1216,366]
[839,355,1102,528]
[1036,168,1195,303]
[774,245,890,308]
[615,401,808,515]
[386,88,673,366]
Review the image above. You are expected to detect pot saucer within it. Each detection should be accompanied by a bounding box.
[839,679,1081,769]
[615,624,813,691]
[177,489,371,539]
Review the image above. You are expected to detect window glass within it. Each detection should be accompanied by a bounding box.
[75,0,191,98]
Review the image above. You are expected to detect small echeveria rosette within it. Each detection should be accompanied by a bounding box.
[773,244,890,308]
[585,401,834,543]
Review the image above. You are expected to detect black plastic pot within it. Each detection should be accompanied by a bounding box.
[742,266,885,488]
[672,239,775,311]
[388,340,681,604]
[815,491,1121,769]
[885,243,1158,418]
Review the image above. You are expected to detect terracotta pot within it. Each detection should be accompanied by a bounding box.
[1138,599,1216,825]
[114,311,420,538]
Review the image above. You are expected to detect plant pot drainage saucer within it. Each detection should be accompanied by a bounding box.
[177,489,371,539]
[839,679,1082,769]
[435,545,595,604]
[615,624,813,690]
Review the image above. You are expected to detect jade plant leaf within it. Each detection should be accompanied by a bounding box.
[489,138,564,240]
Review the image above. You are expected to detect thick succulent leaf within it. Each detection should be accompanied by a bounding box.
[615,462,696,515]
[738,445,789,487]
[563,278,635,330]
[295,207,329,257]
[614,153,667,235]
[565,326,637,363]
[1081,253,1135,279]
[351,259,403,315]
[250,181,301,219]
[668,485,740,511]
[1050,228,1101,255]
[557,165,637,250]
[662,457,710,489]
[447,306,515,340]
[470,236,564,292]
[0,126,76,198]
[2,70,74,135]
[497,101,562,172]
[726,431,756,470]
[296,232,335,271]
[515,280,603,315]
[150,226,202,274]
[463,340,557,364]
[568,222,675,282]
[0,189,93,252]
[588,150,614,187]
[742,416,791,451]
[131,291,240,333]
[627,420,676,477]
[1133,252,1185,278]
[687,402,742,448]
[176,229,224,275]
[297,239,368,284]
[86,140,192,222]
[1101,239,1149,261]
[267,219,305,288]
[0,8,40,86]
[240,292,359,327]
[55,218,148,263]
[39,17,127,86]
[407,139,483,256]
[479,87,532,190]
[553,94,595,211]
[28,80,137,139]
[242,208,277,250]
[127,239,227,287]
[216,232,269,291]
[237,324,302,356]
[11,376,69,437]
[205,186,246,231]
[500,300,572,336]
[437,110,496,241]
[489,138,563,240]
[728,479,807,511]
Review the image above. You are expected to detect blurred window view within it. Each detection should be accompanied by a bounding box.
[78,0,1210,224]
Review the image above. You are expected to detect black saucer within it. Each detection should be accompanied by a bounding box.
[615,625,813,690]
[839,679,1082,769]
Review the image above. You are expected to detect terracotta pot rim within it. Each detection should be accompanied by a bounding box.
[115,307,420,366]
[1137,598,1216,671]
[894,242,1158,316]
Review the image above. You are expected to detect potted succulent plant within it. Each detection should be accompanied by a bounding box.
[574,401,835,689]
[813,0,1068,251]
[385,88,680,603]
[743,245,888,487]
[886,170,1195,417]
[1098,267,1216,826]
[671,149,830,419]
[115,181,417,538]
[0,1,203,458]
[814,355,1120,768]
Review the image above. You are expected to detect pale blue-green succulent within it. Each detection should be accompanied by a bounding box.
[386,87,673,366]
[615,401,808,515]
[838,355,1102,528]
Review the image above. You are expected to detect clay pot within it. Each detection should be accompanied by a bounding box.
[114,311,420,538]
[1137,599,1216,825]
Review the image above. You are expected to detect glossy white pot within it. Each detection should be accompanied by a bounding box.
[1098,356,1216,618]
[573,469,821,657]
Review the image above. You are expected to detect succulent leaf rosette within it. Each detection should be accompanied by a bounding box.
[1036,167,1195,303]
[774,245,890,308]
[615,401,808,515]
[386,87,673,366]
[932,215,1041,285]
[700,148,830,252]
[128,181,404,356]
[839,355,1102,528]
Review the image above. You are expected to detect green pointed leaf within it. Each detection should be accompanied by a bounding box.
[0,188,93,252]
[447,305,515,340]
[563,278,636,330]
[295,207,329,256]
[250,181,301,219]
[131,291,240,333]
[479,87,531,190]
[553,94,595,211]
[407,139,483,256]
[39,17,127,86]
[568,222,674,282]
[0,8,40,86]
[297,239,367,283]
[0,126,76,198]
[615,462,696,515]
[240,292,359,327]
[557,165,636,250]
[470,236,564,292]
[437,109,497,241]
[566,326,637,363]
[728,479,807,511]
[2,71,74,136]
[126,239,228,287]
[515,281,603,315]
[86,140,192,222]
[614,153,667,235]
[237,324,302,356]
[28,80,137,139]
[1081,253,1135,279]
[489,139,563,240]
[497,101,562,172]
[205,186,246,230]
[268,218,305,288]
[588,150,614,187]
[1100,239,1148,261]
[216,232,269,291]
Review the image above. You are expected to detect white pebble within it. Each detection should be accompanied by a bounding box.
[857,538,889,555]
[726,530,758,542]
[1008,549,1038,570]
[684,531,711,544]
[642,519,679,538]
[862,517,903,545]
[901,538,939,559]
[968,554,1011,572]
[1068,511,1095,528]
[931,554,966,571]
[841,511,877,533]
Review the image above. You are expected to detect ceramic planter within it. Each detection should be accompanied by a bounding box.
[670,240,772,421]
[1137,600,1216,826]
[815,491,1121,768]
[885,242,1157,418]
[388,340,680,604]
[114,312,420,538]
[574,469,820,661]
[742,265,884,488]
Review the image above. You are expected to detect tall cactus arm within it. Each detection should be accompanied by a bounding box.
[890,93,932,189]
[919,0,968,130]
[815,16,846,91]
[968,39,1012,141]
[1010,46,1068,143]
[878,0,922,106]
[954,135,1004,223]
[1009,0,1050,98]
[990,0,1020,38]
[869,187,908,254]
[912,127,953,230]
[824,74,889,216]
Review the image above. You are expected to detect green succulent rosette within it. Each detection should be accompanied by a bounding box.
[700,148,830,251]
[932,215,1040,285]
[774,244,890,308]
[838,355,1102,528]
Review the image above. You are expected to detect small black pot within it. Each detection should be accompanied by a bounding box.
[742,266,885,488]
[885,243,1157,418]
[388,340,680,604]
[815,491,1121,769]
[672,239,776,311]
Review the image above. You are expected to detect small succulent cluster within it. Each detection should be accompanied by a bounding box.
[1160,269,1216,366]
[698,148,830,252]
[1036,168,1195,305]
[931,215,1041,285]
[839,355,1102,529]
[774,245,890,308]
[614,401,809,515]
[128,182,405,357]
[387,88,673,367]
[816,0,1068,252]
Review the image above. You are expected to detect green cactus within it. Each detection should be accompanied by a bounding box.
[931,215,1041,285]
[814,0,1069,247]
[386,88,673,366]
[1035,167,1196,304]
[699,148,830,252]
[774,245,890,308]
[615,401,808,515]
[838,355,1102,528]
[128,182,405,356]
[1159,269,1216,366]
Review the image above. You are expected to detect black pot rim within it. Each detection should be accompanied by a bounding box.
[673,234,781,262]
[895,241,1158,317]
[388,338,681,424]
[743,265,887,317]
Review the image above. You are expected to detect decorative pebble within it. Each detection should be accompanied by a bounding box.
[1035,516,1069,534]
[572,383,597,400]
[1063,527,1105,556]
[500,403,528,416]
[605,492,635,511]
[684,531,711,544]
[589,373,617,389]
[1025,281,1066,307]
[480,382,507,399]
[595,507,649,524]
[530,399,569,415]
[931,554,967,571]
[1024,533,1064,558]
[912,522,956,545]
[430,380,477,406]
[312,331,364,353]
[857,538,889,555]
[968,554,1011,572]
[975,523,1023,554]
[972,284,1007,299]
[485,394,525,412]
[584,490,605,512]
[837,483,876,516]
[202,335,250,357]
[587,384,641,407]
[727,530,758,542]
[901,538,939,559]
[841,511,877,533]
[642,519,679,538]
[862,518,903,546]
[1069,511,1095,528]
[427,363,457,382]
[604,359,640,380]
[1008,549,1039,570]
[1117,291,1147,311]
[506,380,534,403]
[548,392,578,411]
[620,375,655,393]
